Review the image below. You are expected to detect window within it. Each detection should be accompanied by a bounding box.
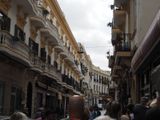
[10,86,22,113]
[14,25,25,41]
[37,92,43,108]
[29,38,39,56]
[40,48,46,62]
[0,11,10,32]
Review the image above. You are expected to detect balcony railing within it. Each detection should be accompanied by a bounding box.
[0,30,30,64]
[62,74,80,91]
[0,30,62,82]
[115,40,131,52]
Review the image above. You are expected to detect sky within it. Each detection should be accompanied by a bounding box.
[57,0,113,71]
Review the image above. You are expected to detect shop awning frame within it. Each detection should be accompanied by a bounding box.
[131,10,160,73]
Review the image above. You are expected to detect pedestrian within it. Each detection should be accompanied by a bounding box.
[120,107,130,120]
[93,105,101,118]
[94,101,121,120]
[89,106,95,120]
[10,112,28,120]
[127,102,134,120]
[133,97,149,120]
[145,96,160,120]
[68,95,84,120]
[83,107,90,120]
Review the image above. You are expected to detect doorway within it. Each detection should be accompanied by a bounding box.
[26,82,32,117]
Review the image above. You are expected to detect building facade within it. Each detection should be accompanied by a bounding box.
[0,0,110,117]
[78,43,110,108]
[89,65,110,109]
[0,0,84,117]
[109,0,160,105]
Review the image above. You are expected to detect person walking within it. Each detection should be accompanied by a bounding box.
[133,97,149,120]
[10,112,28,120]
[94,101,121,120]
[145,96,160,120]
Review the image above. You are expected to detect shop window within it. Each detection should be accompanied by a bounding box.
[0,11,10,32]
[10,86,22,113]
[0,81,4,114]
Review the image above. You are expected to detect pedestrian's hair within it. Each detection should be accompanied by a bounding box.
[10,112,28,120]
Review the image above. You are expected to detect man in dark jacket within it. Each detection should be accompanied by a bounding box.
[145,97,160,120]
[133,97,149,120]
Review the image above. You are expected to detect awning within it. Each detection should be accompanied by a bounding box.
[131,10,160,73]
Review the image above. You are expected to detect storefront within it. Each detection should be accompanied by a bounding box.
[131,10,160,101]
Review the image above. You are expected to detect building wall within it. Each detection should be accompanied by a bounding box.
[135,0,160,47]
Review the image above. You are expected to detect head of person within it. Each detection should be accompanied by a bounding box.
[69,95,84,120]
[83,107,90,120]
[89,106,94,112]
[110,101,121,119]
[10,112,28,120]
[140,97,148,106]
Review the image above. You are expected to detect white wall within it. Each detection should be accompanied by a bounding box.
[8,1,17,36]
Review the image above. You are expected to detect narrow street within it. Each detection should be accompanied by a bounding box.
[1,0,160,120]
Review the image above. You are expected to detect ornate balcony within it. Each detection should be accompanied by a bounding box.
[0,31,62,82]
[43,64,62,82]
[113,9,126,29]
[114,41,131,57]
[0,30,30,66]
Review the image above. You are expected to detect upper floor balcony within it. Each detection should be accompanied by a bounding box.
[0,30,63,82]
[0,30,30,65]
[113,8,126,29]
[114,0,128,7]
[62,74,80,92]
[111,31,122,45]
[114,40,131,57]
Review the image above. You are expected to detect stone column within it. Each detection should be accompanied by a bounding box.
[57,54,61,70]
[61,61,64,74]
[51,48,55,65]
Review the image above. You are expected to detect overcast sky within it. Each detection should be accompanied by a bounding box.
[57,0,113,71]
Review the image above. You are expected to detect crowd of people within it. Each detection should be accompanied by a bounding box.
[8,95,160,120]
[94,96,160,120]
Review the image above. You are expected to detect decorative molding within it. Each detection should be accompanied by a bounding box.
[16,5,28,30]
[30,26,38,40]
[0,0,11,14]
[40,38,45,48]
